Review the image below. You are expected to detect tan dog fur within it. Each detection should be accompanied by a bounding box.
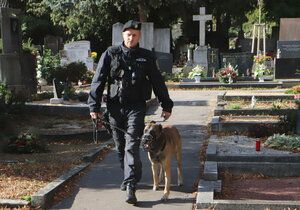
[143,122,183,200]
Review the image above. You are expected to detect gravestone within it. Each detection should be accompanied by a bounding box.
[0,8,21,54]
[44,35,63,55]
[154,28,172,73]
[279,18,300,41]
[112,22,123,46]
[207,48,220,77]
[220,52,254,76]
[277,41,300,58]
[194,47,220,77]
[154,28,170,53]
[0,7,24,93]
[275,18,300,79]
[193,7,213,71]
[275,58,300,79]
[60,40,93,70]
[155,52,173,73]
[238,38,276,53]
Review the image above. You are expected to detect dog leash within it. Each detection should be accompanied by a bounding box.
[92,117,167,144]
[91,118,141,143]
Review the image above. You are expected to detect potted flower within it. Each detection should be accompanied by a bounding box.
[253,63,271,82]
[217,63,238,84]
[188,65,205,83]
[253,54,273,82]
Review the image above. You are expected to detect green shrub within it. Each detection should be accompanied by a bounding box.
[285,85,300,94]
[162,72,184,82]
[22,38,38,54]
[81,70,95,84]
[53,62,87,83]
[229,103,241,110]
[3,132,48,154]
[38,49,60,83]
[264,134,300,152]
[32,91,54,100]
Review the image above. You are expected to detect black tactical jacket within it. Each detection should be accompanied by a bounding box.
[88,43,173,113]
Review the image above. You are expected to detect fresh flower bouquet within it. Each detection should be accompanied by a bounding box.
[253,54,272,79]
[253,54,272,64]
[217,63,238,84]
[188,65,205,82]
[188,65,205,79]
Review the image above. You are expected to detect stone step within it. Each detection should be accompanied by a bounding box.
[203,161,218,181]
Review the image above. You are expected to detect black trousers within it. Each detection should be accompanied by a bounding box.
[107,101,146,186]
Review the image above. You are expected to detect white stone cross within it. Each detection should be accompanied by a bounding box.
[193,7,212,46]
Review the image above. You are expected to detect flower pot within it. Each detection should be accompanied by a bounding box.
[258,77,264,82]
[194,75,201,83]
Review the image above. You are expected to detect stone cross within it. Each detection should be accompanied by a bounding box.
[210,51,216,63]
[193,7,212,46]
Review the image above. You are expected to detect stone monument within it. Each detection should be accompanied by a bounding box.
[0,7,23,93]
[193,7,219,77]
[275,18,300,79]
[60,40,94,71]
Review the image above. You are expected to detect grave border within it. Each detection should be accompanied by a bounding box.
[196,135,300,209]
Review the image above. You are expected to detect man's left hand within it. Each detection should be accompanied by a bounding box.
[161,111,171,121]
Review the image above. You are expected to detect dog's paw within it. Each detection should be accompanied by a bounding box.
[153,186,159,191]
[161,194,169,201]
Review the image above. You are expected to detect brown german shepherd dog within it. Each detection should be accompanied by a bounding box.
[141,121,183,200]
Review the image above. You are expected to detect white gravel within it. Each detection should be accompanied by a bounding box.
[214,135,293,155]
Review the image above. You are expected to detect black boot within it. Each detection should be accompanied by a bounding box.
[125,184,137,205]
[120,182,126,191]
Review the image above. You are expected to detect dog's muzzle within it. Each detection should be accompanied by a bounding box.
[141,133,154,151]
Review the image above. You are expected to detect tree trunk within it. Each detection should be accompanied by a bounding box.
[138,2,148,22]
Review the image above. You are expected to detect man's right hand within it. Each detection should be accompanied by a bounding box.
[90,112,103,119]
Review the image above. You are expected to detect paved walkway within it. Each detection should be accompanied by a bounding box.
[52,90,218,210]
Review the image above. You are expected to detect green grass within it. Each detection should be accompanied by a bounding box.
[264,134,300,152]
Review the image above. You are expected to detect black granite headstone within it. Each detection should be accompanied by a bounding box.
[155,51,173,73]
[220,52,254,76]
[277,40,300,58]
[207,48,220,77]
[275,58,300,79]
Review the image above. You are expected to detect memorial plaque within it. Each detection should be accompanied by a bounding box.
[277,40,300,58]
[275,58,300,79]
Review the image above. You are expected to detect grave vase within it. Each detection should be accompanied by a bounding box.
[194,75,201,83]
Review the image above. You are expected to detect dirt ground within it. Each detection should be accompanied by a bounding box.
[0,113,110,201]
[215,172,300,201]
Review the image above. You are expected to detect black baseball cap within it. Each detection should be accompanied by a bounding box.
[122,20,141,32]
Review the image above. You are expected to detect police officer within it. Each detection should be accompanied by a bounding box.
[88,20,173,205]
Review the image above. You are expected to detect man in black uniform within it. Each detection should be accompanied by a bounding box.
[88,20,173,205]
